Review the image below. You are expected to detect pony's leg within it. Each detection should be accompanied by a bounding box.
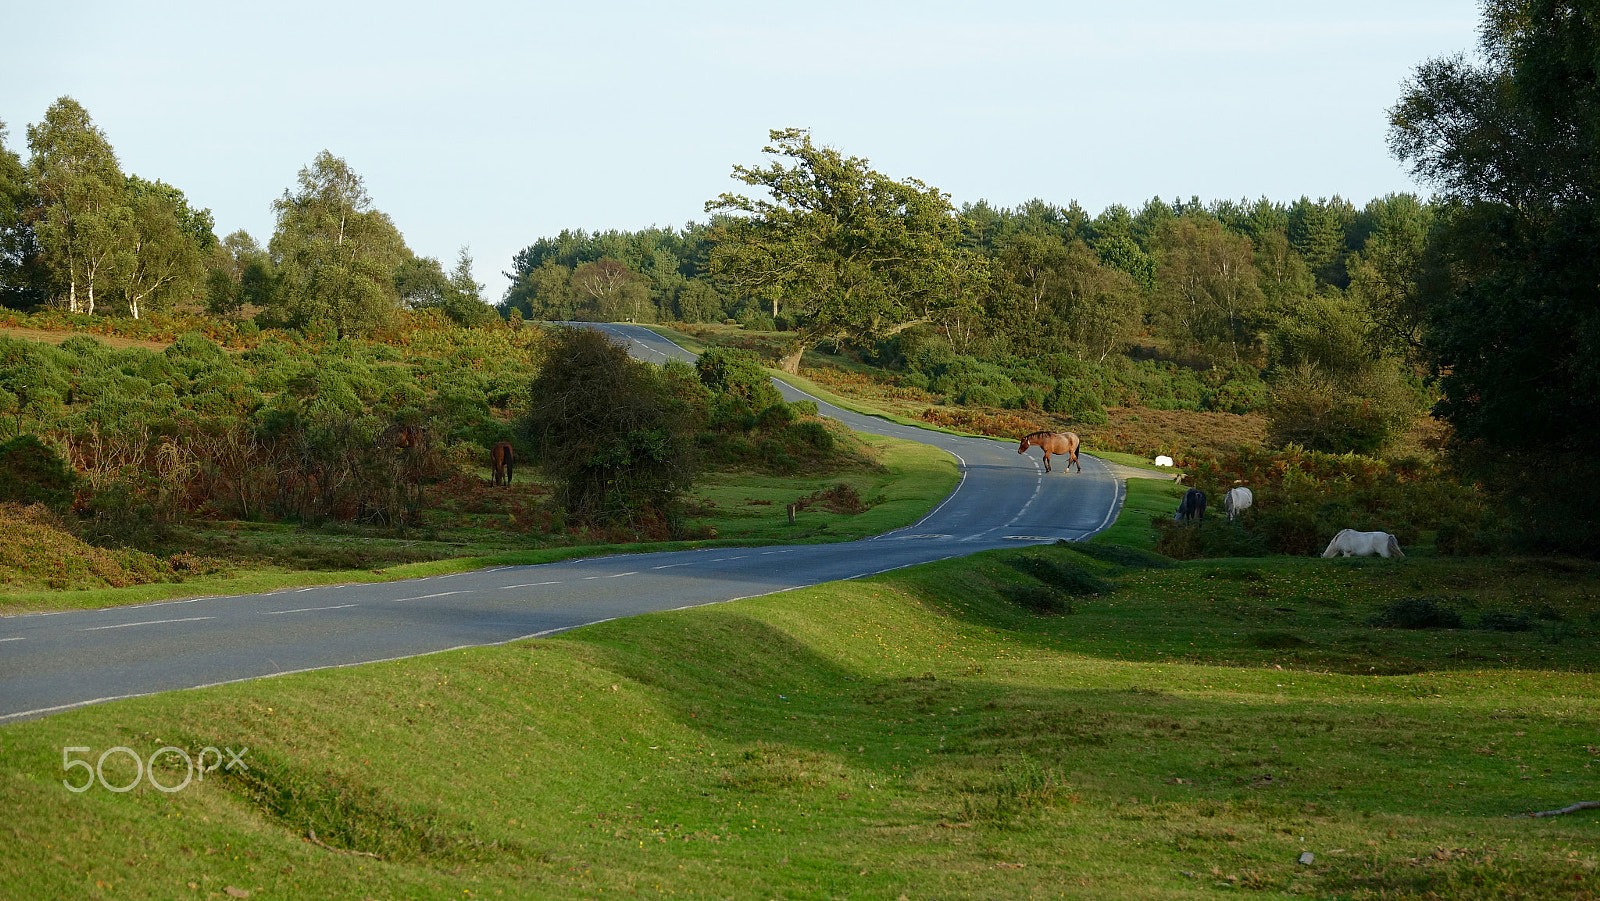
[1043,452,1051,473]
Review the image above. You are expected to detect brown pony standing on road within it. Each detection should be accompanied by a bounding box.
[1017,431,1081,473]
[491,441,515,486]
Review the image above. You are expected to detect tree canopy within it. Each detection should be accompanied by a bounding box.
[1390,0,1600,549]
[267,151,409,338]
[706,128,966,373]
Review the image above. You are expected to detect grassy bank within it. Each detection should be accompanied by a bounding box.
[4,538,1597,898]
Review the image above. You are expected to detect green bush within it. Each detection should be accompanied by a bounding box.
[0,434,77,510]
[1202,363,1268,414]
[786,420,834,452]
[756,402,798,432]
[1265,362,1424,455]
[696,347,782,416]
[1044,379,1105,420]
[960,385,1003,407]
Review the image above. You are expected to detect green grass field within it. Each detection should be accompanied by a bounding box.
[4,500,1598,898]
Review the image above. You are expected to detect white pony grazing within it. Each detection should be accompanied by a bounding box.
[1154,455,1174,467]
[1223,486,1253,521]
[1321,529,1405,559]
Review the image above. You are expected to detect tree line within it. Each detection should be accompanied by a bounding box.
[0,99,493,334]
[499,129,1433,454]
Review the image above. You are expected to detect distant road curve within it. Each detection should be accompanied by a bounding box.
[0,325,1122,722]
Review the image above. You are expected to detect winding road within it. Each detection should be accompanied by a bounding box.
[0,324,1124,723]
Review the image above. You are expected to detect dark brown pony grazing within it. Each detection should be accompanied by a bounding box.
[491,441,515,487]
[1017,431,1081,473]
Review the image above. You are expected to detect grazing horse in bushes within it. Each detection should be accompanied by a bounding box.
[491,442,515,487]
[1175,488,1207,522]
[1017,431,1081,473]
[1322,529,1404,558]
[1223,485,1253,521]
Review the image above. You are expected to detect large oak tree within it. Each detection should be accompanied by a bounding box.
[706,129,965,373]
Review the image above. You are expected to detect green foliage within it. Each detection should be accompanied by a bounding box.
[503,224,704,322]
[397,248,495,328]
[1150,216,1266,367]
[0,433,75,508]
[1264,361,1424,455]
[695,346,781,412]
[0,119,50,311]
[521,327,700,533]
[26,97,131,316]
[707,128,965,373]
[117,175,211,319]
[1174,445,1485,558]
[267,151,409,338]
[1390,1,1600,554]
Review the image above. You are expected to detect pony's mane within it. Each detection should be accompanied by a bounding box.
[1022,430,1055,440]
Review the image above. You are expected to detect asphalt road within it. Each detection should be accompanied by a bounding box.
[0,324,1123,722]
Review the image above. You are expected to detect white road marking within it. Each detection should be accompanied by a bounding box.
[0,637,24,642]
[80,616,216,631]
[392,591,469,602]
[501,581,561,589]
[608,572,639,578]
[262,604,358,615]
[651,563,692,570]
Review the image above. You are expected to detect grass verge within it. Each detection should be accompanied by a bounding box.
[4,539,1598,899]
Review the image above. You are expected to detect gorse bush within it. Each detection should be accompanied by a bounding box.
[521,327,701,533]
[0,315,544,539]
[1264,361,1426,455]
[0,434,76,509]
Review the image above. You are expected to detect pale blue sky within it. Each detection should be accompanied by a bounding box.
[4,1,1480,298]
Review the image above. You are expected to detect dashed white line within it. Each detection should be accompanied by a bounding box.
[391,591,469,602]
[262,604,358,615]
[608,572,638,578]
[652,563,692,570]
[501,581,561,589]
[80,616,216,632]
[0,636,25,642]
